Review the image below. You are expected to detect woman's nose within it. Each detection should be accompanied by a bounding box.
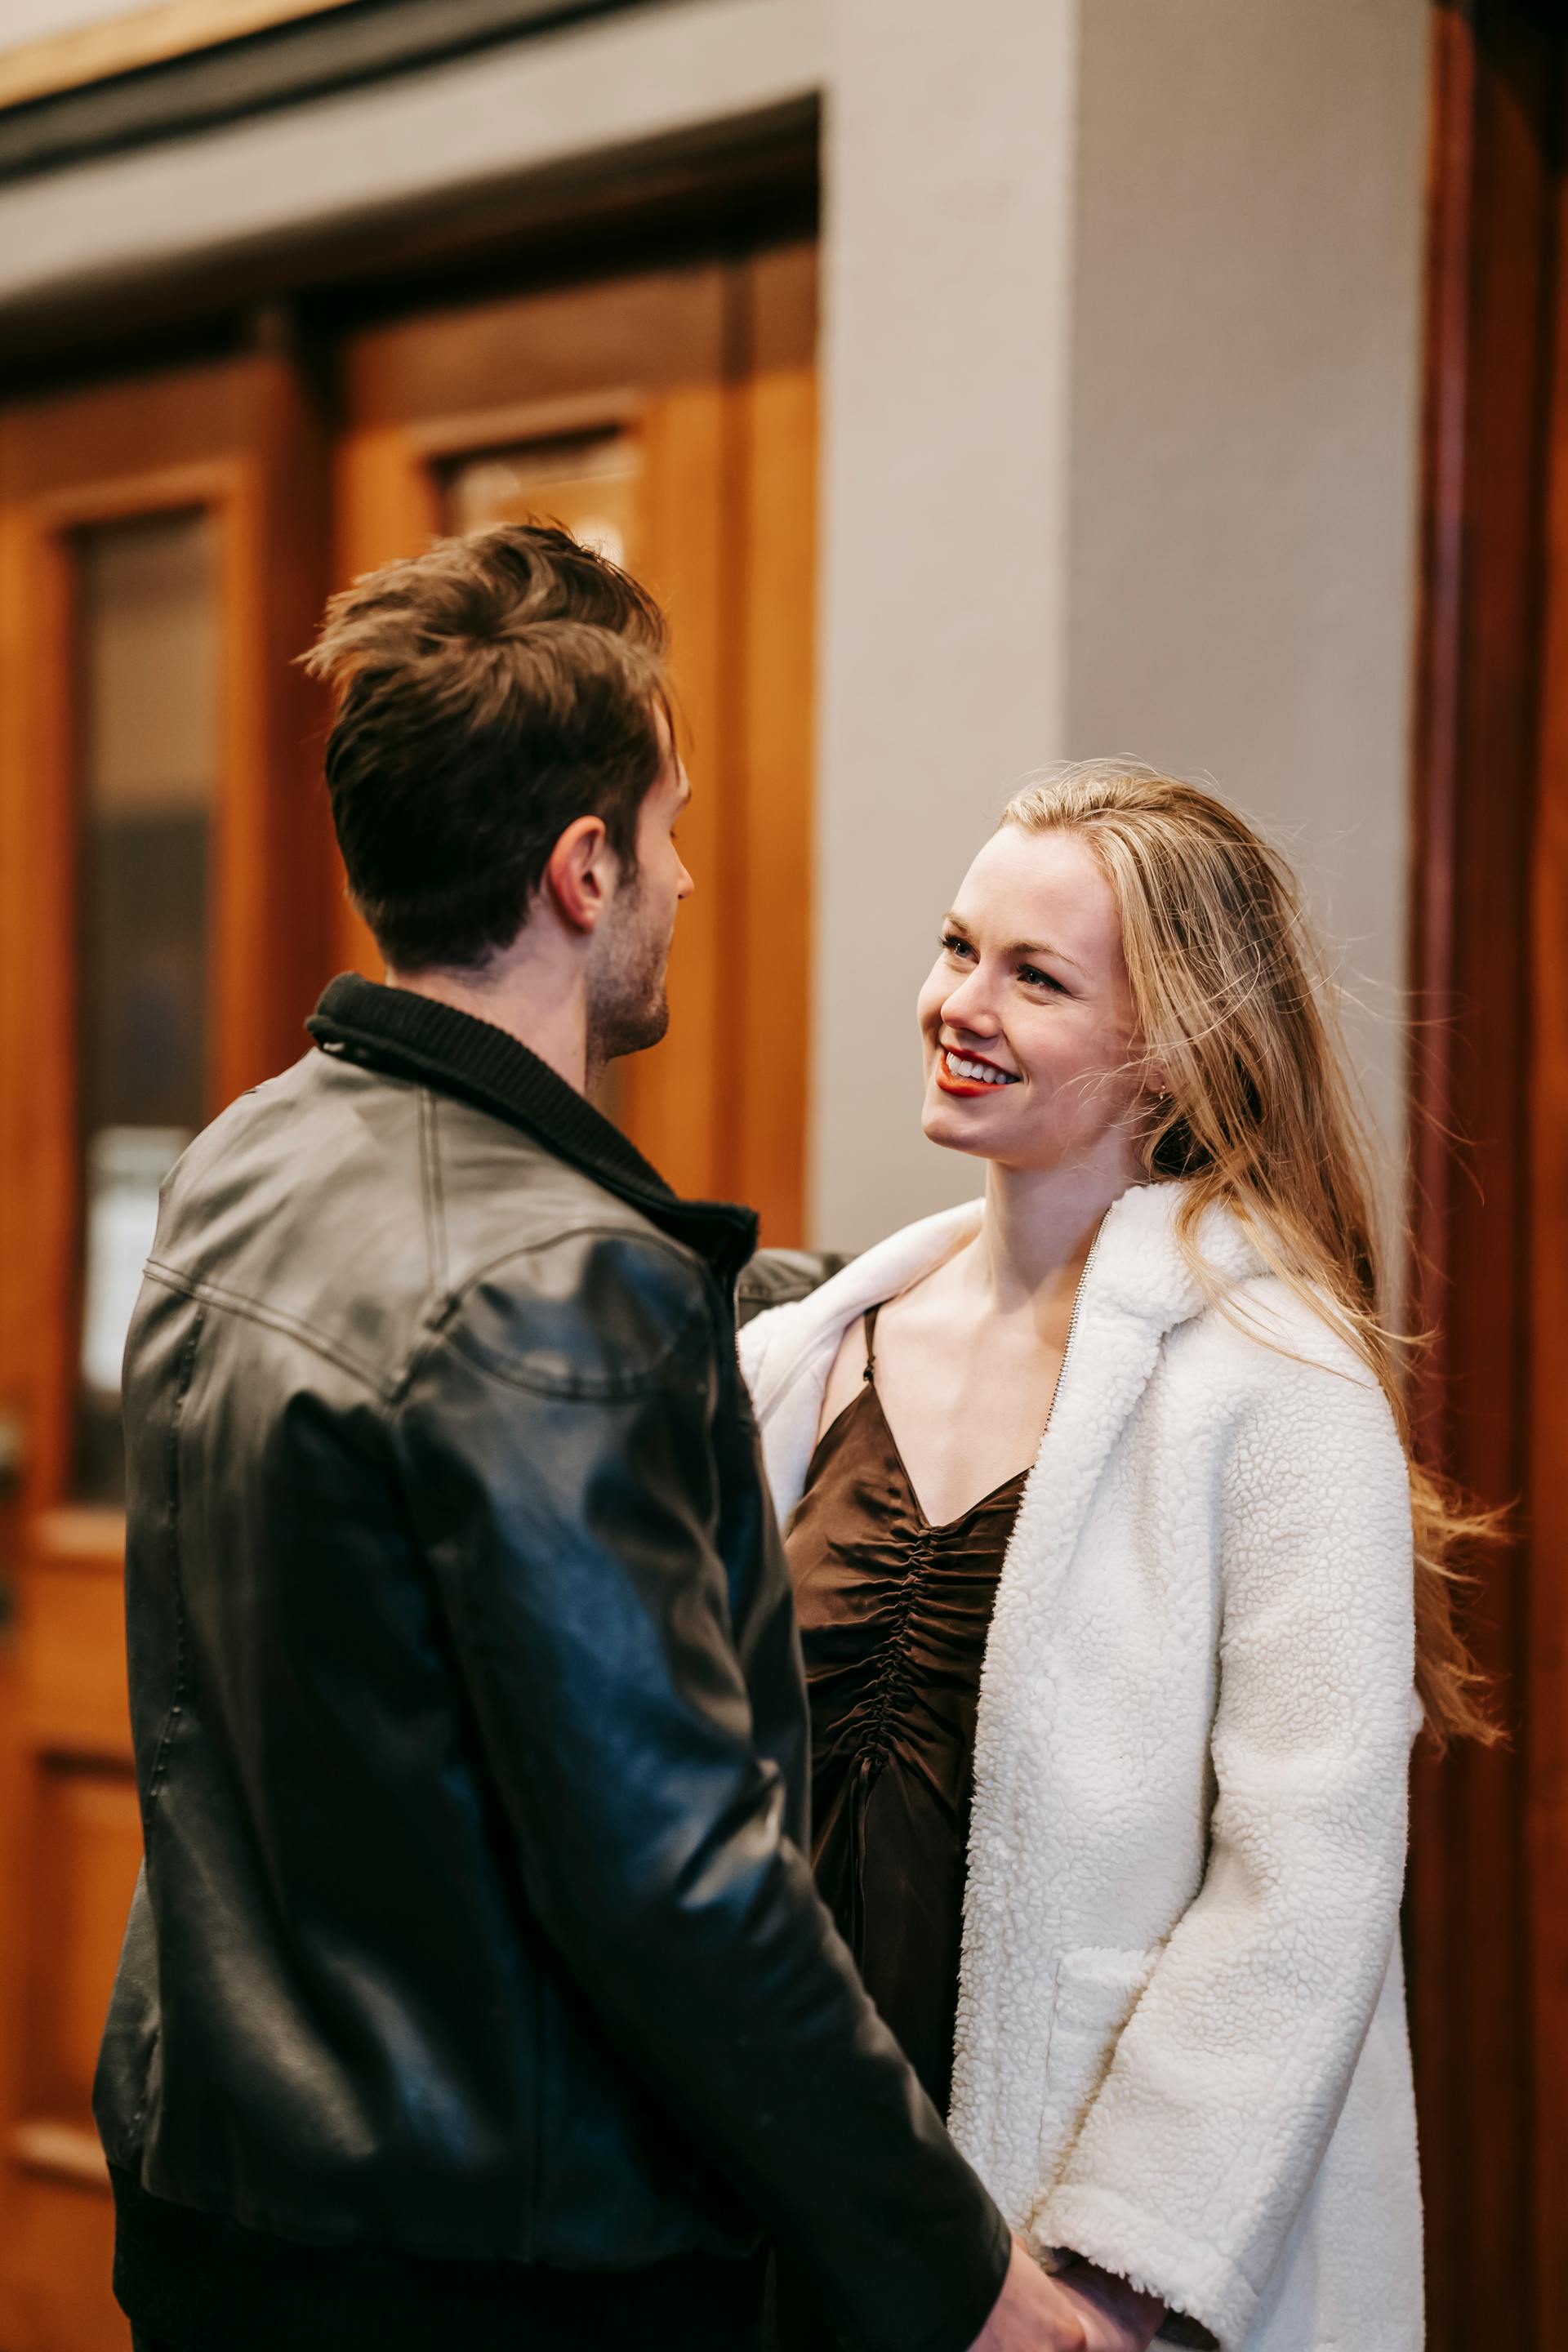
[941,969,999,1034]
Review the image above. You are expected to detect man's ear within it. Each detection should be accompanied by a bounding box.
[545,815,615,936]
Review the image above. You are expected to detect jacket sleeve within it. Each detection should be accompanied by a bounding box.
[1031,1332,1416,2348]
[395,1231,1009,2352]
[736,1245,853,1325]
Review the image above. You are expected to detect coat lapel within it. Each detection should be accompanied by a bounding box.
[986,1183,1225,1657]
[952,1184,1267,2189]
[741,1200,983,1516]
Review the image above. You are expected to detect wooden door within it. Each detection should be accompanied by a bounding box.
[1528,35,1568,2328]
[0,236,817,2352]
[0,350,330,2352]
[333,243,817,1237]
[1405,7,1568,2345]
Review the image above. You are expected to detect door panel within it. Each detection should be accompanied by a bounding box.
[1531,65,1568,2322]
[72,507,218,1507]
[0,237,817,2352]
[20,1755,143,2157]
[1407,16,1568,2345]
[728,243,818,1250]
[334,245,817,1228]
[0,351,330,2352]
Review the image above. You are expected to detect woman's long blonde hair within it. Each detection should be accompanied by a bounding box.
[1001,760,1496,1748]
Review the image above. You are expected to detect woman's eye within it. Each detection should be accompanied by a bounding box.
[1019,964,1066,992]
[941,933,974,960]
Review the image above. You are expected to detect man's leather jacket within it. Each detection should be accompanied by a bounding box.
[93,976,1009,2352]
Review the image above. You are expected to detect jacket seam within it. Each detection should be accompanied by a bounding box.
[434,1294,714,1401]
[390,1226,715,1404]
[140,1307,203,1835]
[450,1221,705,1299]
[129,1307,203,2139]
[417,1088,449,1298]
[141,1261,386,1397]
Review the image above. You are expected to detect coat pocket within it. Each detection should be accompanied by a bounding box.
[1036,1944,1161,2182]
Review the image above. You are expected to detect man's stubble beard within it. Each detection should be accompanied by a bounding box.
[584,867,675,1087]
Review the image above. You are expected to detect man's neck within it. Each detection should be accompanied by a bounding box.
[385,947,590,1094]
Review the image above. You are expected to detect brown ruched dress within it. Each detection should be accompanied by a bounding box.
[768,1305,1028,2351]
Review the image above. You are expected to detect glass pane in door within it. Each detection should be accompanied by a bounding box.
[72,510,218,1503]
[443,429,640,567]
[443,431,642,1125]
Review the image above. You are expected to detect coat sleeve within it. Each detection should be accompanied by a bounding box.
[1031,1329,1416,2347]
[396,1231,1009,2352]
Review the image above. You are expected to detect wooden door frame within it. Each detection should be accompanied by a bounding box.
[0,129,817,2352]
[328,240,817,1237]
[0,350,330,2349]
[1405,4,1566,2345]
[0,358,330,1526]
[0,100,819,399]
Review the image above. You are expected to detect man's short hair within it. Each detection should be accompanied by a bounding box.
[303,521,671,972]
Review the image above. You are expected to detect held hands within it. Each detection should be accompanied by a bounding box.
[966,2234,1167,2352]
[1050,2255,1167,2351]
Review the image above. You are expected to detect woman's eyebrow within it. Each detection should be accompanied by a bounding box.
[1010,937,1086,974]
[943,914,1085,976]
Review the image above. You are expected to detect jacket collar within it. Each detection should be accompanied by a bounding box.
[306,973,758,1290]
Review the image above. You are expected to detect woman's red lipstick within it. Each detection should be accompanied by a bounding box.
[934,1047,1019,1097]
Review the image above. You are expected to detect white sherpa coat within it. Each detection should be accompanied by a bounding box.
[739,1181,1423,2352]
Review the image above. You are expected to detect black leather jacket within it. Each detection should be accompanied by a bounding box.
[94,977,1008,2352]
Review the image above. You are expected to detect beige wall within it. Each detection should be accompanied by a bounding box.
[2,0,145,42]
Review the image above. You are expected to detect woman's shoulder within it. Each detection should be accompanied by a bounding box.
[737,1203,984,1393]
[1169,1268,1395,1441]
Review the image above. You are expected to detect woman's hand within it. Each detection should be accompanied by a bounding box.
[1049,2256,1168,2350]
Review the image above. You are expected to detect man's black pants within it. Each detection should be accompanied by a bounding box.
[126,2243,773,2351]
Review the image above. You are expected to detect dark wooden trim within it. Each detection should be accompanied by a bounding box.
[1527,100,1568,2336]
[0,99,822,397]
[0,0,664,185]
[1406,5,1564,2346]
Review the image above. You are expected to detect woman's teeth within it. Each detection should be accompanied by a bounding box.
[943,1051,1017,1085]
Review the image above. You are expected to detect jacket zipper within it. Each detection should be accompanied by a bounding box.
[1043,1219,1105,1436]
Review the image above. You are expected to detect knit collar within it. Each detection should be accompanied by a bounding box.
[306,973,758,1290]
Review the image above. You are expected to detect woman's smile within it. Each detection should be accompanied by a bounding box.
[935,1045,1021,1095]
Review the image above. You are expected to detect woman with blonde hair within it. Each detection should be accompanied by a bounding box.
[742,764,1490,2352]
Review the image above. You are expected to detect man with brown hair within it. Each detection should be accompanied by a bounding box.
[94,524,1089,2352]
